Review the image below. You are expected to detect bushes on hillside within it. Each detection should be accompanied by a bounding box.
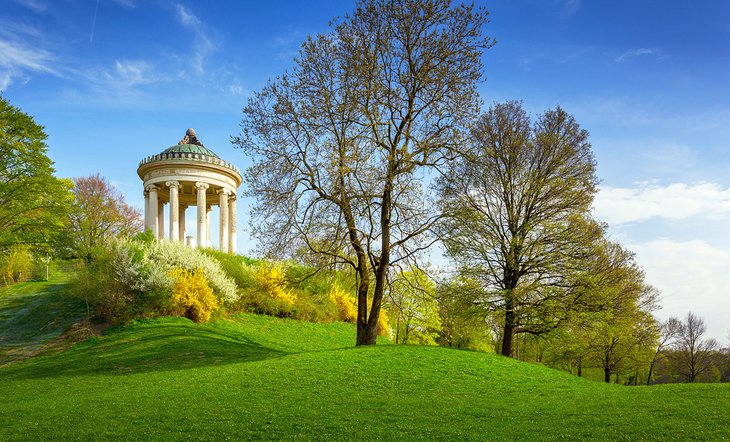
[72,239,234,324]
[146,241,237,304]
[169,268,218,323]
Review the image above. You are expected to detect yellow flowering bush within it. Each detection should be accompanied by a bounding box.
[329,285,358,323]
[255,263,297,305]
[377,308,390,337]
[169,268,218,323]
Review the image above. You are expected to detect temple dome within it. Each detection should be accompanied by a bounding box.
[161,143,220,158]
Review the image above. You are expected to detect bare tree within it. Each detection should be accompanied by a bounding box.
[437,101,600,356]
[236,0,492,345]
[646,316,682,385]
[677,311,719,382]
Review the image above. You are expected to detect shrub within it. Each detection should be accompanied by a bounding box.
[0,244,33,285]
[145,241,237,305]
[329,285,357,323]
[169,268,218,323]
[377,308,391,337]
[203,249,259,290]
[72,239,172,323]
[254,263,297,305]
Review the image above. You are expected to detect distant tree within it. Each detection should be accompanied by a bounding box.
[646,317,682,385]
[437,101,600,357]
[676,311,719,382]
[67,173,143,260]
[386,269,441,345]
[237,0,493,345]
[0,96,73,253]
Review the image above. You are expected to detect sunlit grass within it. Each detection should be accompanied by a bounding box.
[0,312,727,441]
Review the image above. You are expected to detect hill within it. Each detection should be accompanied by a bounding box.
[1,290,728,441]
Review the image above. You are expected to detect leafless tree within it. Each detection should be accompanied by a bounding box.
[677,311,719,382]
[646,316,682,385]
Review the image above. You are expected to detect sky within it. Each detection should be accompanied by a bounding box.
[2,0,729,342]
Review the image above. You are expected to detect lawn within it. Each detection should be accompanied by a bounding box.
[1,305,728,441]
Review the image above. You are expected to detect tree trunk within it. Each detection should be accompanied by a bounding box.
[604,367,611,383]
[647,358,657,385]
[577,364,582,377]
[501,304,515,357]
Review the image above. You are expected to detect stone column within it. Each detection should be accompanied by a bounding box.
[195,183,209,248]
[157,201,165,240]
[228,195,237,254]
[147,185,159,239]
[206,208,211,245]
[143,190,150,232]
[218,189,229,253]
[167,181,180,242]
[179,205,187,242]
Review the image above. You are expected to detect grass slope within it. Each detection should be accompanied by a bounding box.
[0,271,86,364]
[1,310,728,441]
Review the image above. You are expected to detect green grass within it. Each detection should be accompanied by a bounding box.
[0,312,727,441]
[0,270,86,364]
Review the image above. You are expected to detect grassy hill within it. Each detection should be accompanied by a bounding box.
[1,281,729,440]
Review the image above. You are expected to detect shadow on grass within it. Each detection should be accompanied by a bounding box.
[0,281,87,364]
[0,320,288,380]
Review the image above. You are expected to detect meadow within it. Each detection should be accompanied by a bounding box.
[1,278,728,441]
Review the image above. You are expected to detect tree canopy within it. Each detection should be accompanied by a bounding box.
[437,101,601,356]
[0,96,73,253]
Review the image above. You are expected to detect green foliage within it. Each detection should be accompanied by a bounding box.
[72,239,172,323]
[386,270,441,345]
[0,244,33,285]
[0,96,74,252]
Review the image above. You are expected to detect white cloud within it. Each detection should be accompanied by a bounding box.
[13,0,46,13]
[615,48,664,63]
[111,0,136,8]
[561,0,581,18]
[175,4,201,28]
[0,39,56,90]
[594,182,730,225]
[172,3,215,75]
[630,239,730,342]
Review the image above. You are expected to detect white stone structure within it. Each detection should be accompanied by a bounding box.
[137,129,242,253]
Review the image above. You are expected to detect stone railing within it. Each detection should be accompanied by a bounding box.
[138,152,241,174]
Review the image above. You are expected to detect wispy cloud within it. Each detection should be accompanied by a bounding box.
[84,59,160,93]
[13,0,46,13]
[561,0,581,18]
[0,39,56,90]
[111,0,136,8]
[173,3,215,75]
[615,47,665,63]
[594,181,730,225]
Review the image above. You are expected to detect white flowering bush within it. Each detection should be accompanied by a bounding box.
[73,238,173,323]
[144,240,237,305]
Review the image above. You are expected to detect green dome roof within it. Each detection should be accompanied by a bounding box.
[161,143,220,158]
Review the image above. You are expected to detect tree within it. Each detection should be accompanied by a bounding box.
[437,101,600,356]
[386,269,441,345]
[67,173,143,260]
[676,311,719,382]
[646,317,682,385]
[236,0,492,345]
[0,96,73,253]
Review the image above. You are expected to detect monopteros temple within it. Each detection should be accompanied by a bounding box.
[137,129,242,253]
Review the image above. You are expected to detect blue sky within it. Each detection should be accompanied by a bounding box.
[2,0,729,342]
